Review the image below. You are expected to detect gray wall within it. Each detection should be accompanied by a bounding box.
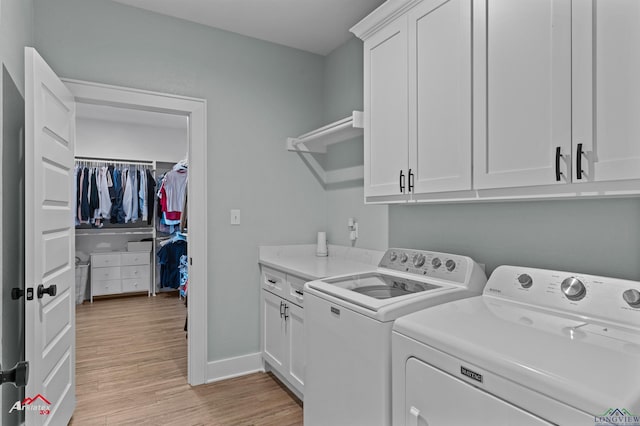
[33,0,327,361]
[323,37,388,250]
[1,0,33,423]
[390,199,640,280]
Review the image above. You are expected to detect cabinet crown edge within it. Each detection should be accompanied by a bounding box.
[350,0,425,39]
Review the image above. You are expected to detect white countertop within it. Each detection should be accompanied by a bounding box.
[258,244,384,281]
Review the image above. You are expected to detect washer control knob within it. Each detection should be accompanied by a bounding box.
[431,258,442,269]
[622,289,640,308]
[517,274,533,289]
[445,259,456,272]
[413,254,426,268]
[400,253,409,264]
[389,252,398,262]
[561,277,586,301]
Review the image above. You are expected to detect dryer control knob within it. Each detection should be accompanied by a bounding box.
[400,253,408,263]
[623,289,640,308]
[389,252,398,262]
[561,277,586,301]
[431,258,442,269]
[413,254,426,268]
[445,259,456,272]
[518,274,533,289]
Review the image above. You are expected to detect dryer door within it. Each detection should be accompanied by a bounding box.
[404,358,551,426]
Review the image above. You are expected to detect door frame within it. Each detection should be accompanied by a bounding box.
[62,78,208,386]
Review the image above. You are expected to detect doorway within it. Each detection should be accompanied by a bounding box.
[63,79,208,386]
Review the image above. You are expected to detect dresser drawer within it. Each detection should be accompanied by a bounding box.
[91,253,121,268]
[92,266,121,281]
[121,265,149,279]
[92,279,122,296]
[122,252,150,266]
[122,278,148,293]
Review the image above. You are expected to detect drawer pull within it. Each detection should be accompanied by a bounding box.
[294,290,303,296]
[267,279,277,285]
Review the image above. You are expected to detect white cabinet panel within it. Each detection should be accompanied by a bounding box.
[287,302,305,392]
[263,290,287,370]
[365,16,409,198]
[573,0,640,183]
[474,0,572,189]
[409,0,472,194]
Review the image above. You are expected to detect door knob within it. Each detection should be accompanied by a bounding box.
[37,284,57,299]
[0,361,29,388]
[11,288,24,300]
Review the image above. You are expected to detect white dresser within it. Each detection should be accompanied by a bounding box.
[90,251,151,302]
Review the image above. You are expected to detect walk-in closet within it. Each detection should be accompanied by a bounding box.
[73,102,191,378]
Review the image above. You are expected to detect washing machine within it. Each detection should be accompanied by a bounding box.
[303,248,487,426]
[392,265,640,425]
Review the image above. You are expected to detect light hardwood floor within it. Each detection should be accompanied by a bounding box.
[72,293,303,425]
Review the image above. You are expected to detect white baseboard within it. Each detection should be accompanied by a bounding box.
[206,352,264,383]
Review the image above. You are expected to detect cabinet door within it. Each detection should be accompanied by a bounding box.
[262,290,287,370]
[286,302,305,393]
[408,0,472,194]
[573,0,640,183]
[364,16,409,198]
[473,0,572,189]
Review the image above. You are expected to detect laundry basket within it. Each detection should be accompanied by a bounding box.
[75,257,90,305]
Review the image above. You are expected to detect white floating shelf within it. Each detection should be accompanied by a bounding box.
[287,111,364,153]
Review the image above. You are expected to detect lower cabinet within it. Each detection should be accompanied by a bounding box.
[261,266,306,398]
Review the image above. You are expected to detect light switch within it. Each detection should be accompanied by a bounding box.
[230,209,241,225]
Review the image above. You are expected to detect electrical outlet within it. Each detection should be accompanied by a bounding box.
[230,209,241,225]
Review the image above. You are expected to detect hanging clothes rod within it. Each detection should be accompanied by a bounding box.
[74,156,154,166]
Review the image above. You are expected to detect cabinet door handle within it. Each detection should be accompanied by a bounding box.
[279,301,284,318]
[576,143,584,180]
[399,170,405,193]
[284,304,289,320]
[408,169,414,192]
[555,146,563,182]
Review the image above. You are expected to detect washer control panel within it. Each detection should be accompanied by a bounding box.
[485,265,640,328]
[379,248,469,284]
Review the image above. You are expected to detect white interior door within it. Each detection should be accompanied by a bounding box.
[24,47,76,426]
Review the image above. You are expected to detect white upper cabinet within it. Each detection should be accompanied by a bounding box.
[353,0,640,203]
[409,0,472,194]
[573,0,640,183]
[473,0,572,189]
[356,0,472,201]
[363,16,409,198]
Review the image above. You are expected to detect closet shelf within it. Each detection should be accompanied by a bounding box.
[76,228,154,237]
[286,111,364,153]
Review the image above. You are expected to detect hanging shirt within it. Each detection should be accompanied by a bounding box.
[98,167,112,219]
[130,168,139,223]
[123,169,133,223]
[139,169,147,222]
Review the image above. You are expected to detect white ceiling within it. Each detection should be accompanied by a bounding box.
[110,0,385,55]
